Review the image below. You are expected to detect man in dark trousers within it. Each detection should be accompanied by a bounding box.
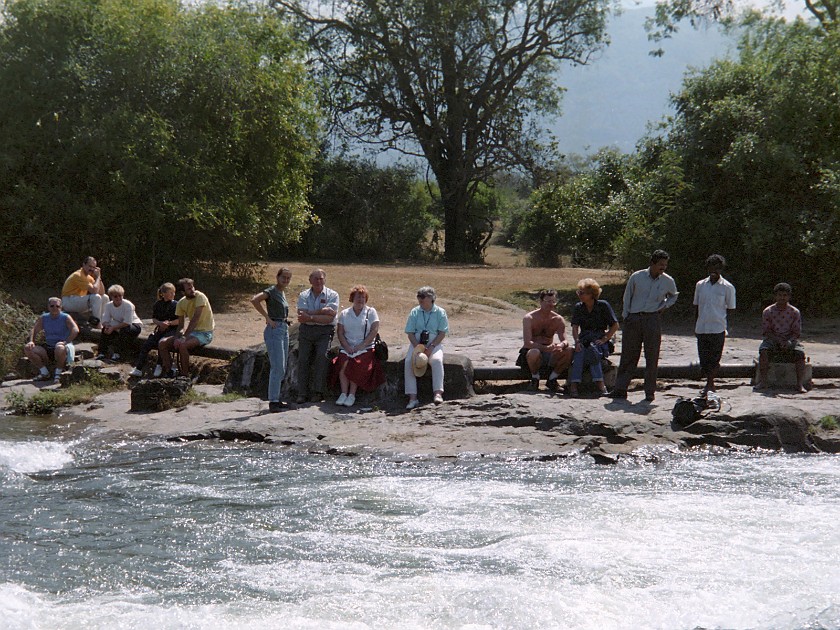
[610,249,678,402]
[693,254,736,394]
[295,268,339,403]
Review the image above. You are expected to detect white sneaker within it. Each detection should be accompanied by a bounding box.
[153,365,163,378]
[433,393,444,404]
[336,393,348,406]
[344,394,355,407]
[406,399,420,410]
[129,368,142,378]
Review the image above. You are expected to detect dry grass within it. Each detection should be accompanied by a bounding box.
[213,245,628,348]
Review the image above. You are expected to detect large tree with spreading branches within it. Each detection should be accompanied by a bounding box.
[273,0,613,262]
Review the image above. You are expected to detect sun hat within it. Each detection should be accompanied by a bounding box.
[412,344,429,377]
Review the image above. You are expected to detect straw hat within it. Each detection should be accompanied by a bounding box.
[412,344,429,377]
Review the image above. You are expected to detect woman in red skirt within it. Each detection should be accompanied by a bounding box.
[329,285,385,407]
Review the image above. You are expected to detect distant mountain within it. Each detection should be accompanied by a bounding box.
[550,6,738,156]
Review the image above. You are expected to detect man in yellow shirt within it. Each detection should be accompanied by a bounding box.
[158,278,215,378]
[61,256,105,326]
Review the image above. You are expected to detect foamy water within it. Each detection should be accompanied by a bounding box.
[1,422,839,629]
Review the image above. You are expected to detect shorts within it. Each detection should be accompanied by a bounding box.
[516,348,554,374]
[696,332,725,373]
[759,338,804,361]
[41,342,75,366]
[188,330,213,347]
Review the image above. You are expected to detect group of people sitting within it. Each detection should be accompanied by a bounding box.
[25,256,215,383]
[24,251,808,405]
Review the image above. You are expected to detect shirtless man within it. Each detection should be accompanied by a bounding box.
[520,289,573,391]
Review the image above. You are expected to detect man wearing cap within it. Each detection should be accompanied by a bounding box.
[296,268,340,403]
[24,297,79,383]
[404,286,449,409]
[61,256,105,327]
[610,249,679,402]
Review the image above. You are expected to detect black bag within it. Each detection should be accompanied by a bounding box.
[374,334,388,361]
[362,308,388,361]
[672,399,702,427]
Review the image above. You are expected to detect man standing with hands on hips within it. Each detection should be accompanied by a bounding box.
[610,249,678,402]
[296,268,339,403]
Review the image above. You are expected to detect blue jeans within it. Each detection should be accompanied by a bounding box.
[264,322,289,402]
[570,344,606,383]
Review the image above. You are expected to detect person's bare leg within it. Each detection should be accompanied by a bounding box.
[795,358,807,393]
[756,351,769,389]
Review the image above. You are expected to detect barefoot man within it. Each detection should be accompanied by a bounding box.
[520,289,573,391]
[756,282,807,393]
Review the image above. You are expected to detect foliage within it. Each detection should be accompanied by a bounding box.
[5,369,122,415]
[0,0,319,290]
[0,290,35,377]
[658,19,840,310]
[526,18,840,313]
[290,154,434,261]
[646,0,838,50]
[273,0,613,263]
[820,415,839,431]
[172,389,244,408]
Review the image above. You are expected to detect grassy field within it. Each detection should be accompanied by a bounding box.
[208,244,629,346]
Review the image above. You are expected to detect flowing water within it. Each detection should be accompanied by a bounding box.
[1,413,839,630]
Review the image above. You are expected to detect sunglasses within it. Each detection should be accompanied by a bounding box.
[49,304,61,308]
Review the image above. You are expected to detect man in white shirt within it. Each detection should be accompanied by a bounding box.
[610,249,679,402]
[693,254,736,394]
[296,268,340,403]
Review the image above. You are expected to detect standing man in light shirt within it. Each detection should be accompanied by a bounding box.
[609,249,679,401]
[693,254,736,394]
[296,268,340,403]
[61,256,105,327]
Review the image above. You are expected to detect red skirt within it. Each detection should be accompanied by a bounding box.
[329,349,386,392]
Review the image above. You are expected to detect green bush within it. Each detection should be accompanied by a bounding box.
[0,290,35,377]
[5,368,122,415]
[290,154,435,261]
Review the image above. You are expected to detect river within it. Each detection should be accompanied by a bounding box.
[1,413,839,629]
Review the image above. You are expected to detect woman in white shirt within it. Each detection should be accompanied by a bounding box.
[329,285,385,407]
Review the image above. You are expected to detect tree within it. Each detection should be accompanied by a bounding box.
[272,0,613,263]
[647,0,837,47]
[0,0,319,288]
[658,19,840,310]
[291,153,434,260]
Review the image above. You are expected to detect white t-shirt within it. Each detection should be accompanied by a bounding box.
[102,299,143,327]
[338,306,379,357]
[693,276,736,334]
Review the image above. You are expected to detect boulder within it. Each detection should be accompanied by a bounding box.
[130,378,192,412]
[382,350,475,402]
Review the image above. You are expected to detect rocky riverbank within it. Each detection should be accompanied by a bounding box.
[3,331,839,463]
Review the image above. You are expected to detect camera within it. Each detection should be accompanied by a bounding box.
[419,330,430,345]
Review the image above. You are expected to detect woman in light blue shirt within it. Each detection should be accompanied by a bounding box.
[404,286,449,409]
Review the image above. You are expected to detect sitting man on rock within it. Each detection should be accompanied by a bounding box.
[756,282,807,393]
[61,256,105,327]
[24,297,79,383]
[518,289,573,391]
[158,278,215,378]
